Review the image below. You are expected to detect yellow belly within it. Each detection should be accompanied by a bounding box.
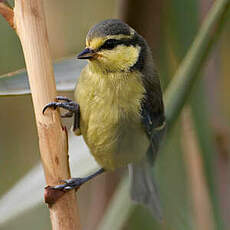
[74,65,149,170]
[84,113,149,170]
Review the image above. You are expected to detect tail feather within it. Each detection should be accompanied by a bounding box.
[128,163,162,221]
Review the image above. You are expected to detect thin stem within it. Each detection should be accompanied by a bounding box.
[181,108,215,230]
[12,0,81,229]
[164,0,230,128]
[0,2,14,29]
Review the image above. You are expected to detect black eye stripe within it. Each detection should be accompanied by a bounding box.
[99,39,123,50]
[98,38,139,50]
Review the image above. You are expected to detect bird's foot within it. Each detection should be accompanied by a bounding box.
[50,168,105,192]
[52,178,86,191]
[43,96,80,131]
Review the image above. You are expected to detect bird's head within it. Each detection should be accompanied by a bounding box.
[77,19,147,73]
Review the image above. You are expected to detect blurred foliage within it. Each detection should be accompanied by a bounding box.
[167,0,222,228]
[0,18,24,74]
[0,59,86,96]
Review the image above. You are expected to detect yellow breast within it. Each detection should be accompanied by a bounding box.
[74,65,149,169]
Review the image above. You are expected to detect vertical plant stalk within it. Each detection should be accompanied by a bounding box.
[0,0,82,229]
[181,108,214,230]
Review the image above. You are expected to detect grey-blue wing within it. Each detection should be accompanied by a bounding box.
[141,105,166,164]
[129,101,165,220]
[140,75,166,164]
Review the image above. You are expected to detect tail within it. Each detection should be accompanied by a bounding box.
[128,162,162,221]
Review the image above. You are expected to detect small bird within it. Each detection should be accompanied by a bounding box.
[43,19,166,220]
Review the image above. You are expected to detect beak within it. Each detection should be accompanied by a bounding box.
[77,48,96,59]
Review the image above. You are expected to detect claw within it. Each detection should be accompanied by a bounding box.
[42,102,57,114]
[42,96,81,131]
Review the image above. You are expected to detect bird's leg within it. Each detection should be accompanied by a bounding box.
[43,96,80,131]
[52,168,105,191]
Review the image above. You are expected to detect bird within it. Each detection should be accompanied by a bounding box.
[43,19,166,220]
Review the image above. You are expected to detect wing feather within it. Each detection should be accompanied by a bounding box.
[141,67,166,164]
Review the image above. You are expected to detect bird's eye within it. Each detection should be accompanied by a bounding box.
[100,39,118,50]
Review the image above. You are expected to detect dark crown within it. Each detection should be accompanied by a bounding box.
[87,19,131,40]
